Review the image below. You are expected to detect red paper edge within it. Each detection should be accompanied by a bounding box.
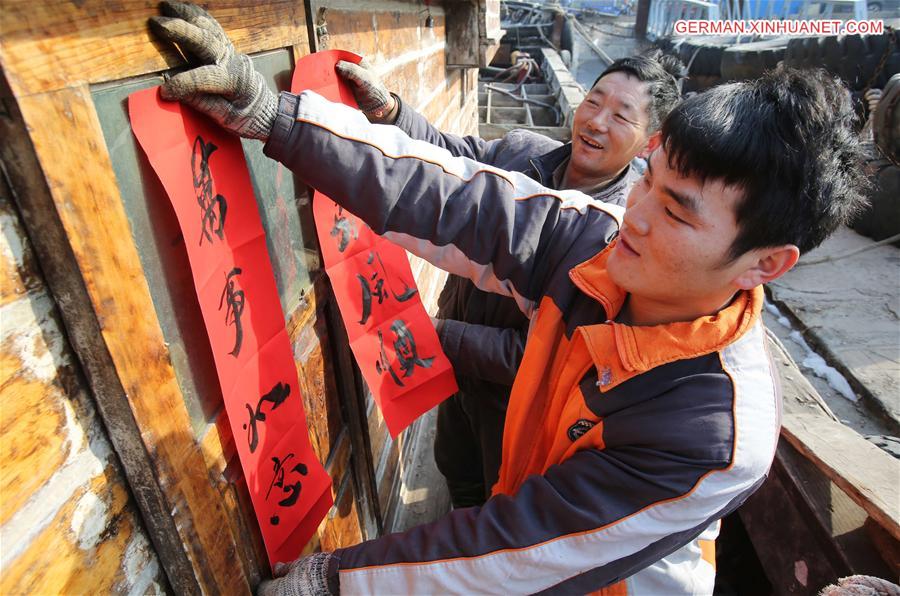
[127,86,332,562]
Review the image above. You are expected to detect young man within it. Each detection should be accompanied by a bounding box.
[150,3,867,593]
[337,52,684,509]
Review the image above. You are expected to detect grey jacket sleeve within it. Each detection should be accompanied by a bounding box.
[439,319,525,385]
[264,90,623,318]
[393,96,503,162]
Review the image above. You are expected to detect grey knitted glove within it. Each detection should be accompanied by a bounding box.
[335,59,398,123]
[149,1,277,140]
[257,552,336,596]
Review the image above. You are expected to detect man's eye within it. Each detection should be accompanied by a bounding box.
[665,207,689,225]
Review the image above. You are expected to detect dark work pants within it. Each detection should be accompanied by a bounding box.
[433,386,510,508]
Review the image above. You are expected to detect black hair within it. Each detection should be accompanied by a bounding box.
[592,50,685,133]
[661,66,869,258]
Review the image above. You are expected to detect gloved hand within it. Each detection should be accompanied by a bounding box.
[335,60,398,123]
[257,552,337,596]
[149,1,277,140]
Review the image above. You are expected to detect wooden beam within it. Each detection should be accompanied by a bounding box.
[769,332,900,542]
[0,0,309,96]
[777,438,893,577]
[322,291,383,538]
[781,413,900,542]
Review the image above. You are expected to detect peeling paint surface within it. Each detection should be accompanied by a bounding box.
[71,492,109,550]
[0,195,165,593]
[123,533,163,596]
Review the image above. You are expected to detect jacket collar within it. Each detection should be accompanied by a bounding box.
[528,143,571,187]
[530,145,643,207]
[569,240,764,390]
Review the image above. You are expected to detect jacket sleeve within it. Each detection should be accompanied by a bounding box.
[438,319,525,385]
[329,431,761,595]
[327,360,779,595]
[392,95,503,163]
[264,90,622,318]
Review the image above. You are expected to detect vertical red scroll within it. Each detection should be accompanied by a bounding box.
[292,51,458,437]
[129,89,332,565]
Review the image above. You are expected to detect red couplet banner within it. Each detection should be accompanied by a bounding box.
[129,89,332,565]
[291,51,458,437]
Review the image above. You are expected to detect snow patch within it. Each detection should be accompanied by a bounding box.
[765,300,858,403]
[788,331,858,402]
[763,300,792,328]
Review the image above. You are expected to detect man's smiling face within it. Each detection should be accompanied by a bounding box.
[606,147,759,325]
[568,71,653,188]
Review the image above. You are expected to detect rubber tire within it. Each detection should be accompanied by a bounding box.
[852,162,900,242]
[676,36,736,77]
[873,73,900,162]
[784,31,900,92]
[721,38,790,81]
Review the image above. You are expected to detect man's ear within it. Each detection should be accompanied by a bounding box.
[732,245,800,290]
[637,132,662,159]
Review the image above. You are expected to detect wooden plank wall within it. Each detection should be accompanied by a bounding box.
[1,0,479,592]
[0,176,165,593]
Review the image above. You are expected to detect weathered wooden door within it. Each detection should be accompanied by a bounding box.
[0,4,379,592]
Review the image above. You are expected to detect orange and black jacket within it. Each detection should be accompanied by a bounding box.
[265,90,782,595]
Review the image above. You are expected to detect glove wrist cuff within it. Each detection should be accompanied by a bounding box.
[247,89,278,141]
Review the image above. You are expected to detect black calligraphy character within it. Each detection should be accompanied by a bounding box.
[219,267,245,357]
[357,274,374,325]
[243,382,291,454]
[375,329,404,386]
[391,320,434,378]
[330,206,358,252]
[191,136,228,245]
[373,251,417,302]
[357,251,418,325]
[267,452,309,526]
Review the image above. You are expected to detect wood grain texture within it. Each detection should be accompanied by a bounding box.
[0,479,161,595]
[777,439,893,578]
[740,464,843,594]
[768,333,899,575]
[0,185,165,594]
[864,517,900,575]
[6,83,249,594]
[0,0,309,96]
[319,472,364,552]
[782,412,900,541]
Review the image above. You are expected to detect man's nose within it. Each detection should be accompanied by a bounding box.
[624,195,651,236]
[587,109,610,133]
